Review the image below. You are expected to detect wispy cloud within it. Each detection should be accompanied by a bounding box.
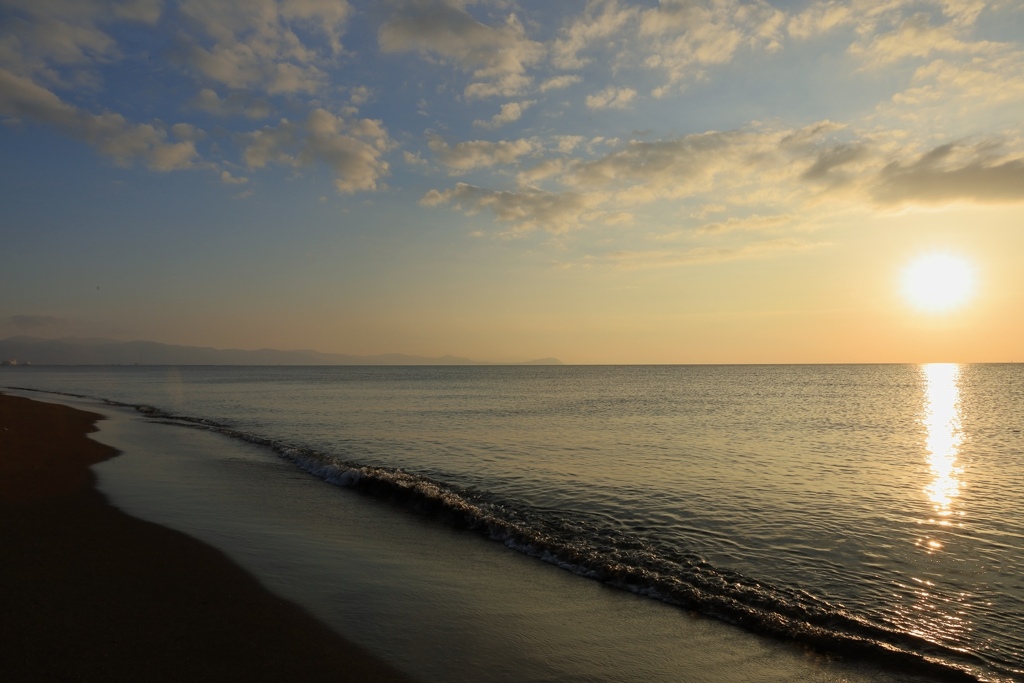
[421,183,603,234]
[691,214,796,236]
[428,136,540,172]
[474,100,534,129]
[0,0,161,86]
[0,68,199,170]
[574,238,826,270]
[538,74,581,92]
[872,143,1024,206]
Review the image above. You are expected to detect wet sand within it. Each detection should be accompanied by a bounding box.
[0,392,414,682]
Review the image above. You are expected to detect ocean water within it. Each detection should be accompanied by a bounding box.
[4,364,1022,682]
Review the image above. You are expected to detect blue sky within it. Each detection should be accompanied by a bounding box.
[2,0,1023,363]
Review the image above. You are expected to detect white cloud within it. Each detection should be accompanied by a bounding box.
[787,1,853,39]
[4,0,1023,239]
[220,170,249,184]
[938,0,990,27]
[554,135,586,153]
[349,85,371,105]
[420,120,1009,237]
[564,128,785,200]
[516,158,565,186]
[242,108,391,193]
[279,0,352,53]
[192,88,272,119]
[0,0,161,87]
[800,143,871,184]
[890,51,1024,112]
[789,0,995,52]
[378,2,544,99]
[179,0,351,94]
[639,0,784,90]
[849,11,995,67]
[423,125,789,231]
[171,122,204,141]
[585,86,636,109]
[474,100,534,129]
[186,41,324,94]
[552,0,638,70]
[403,150,427,166]
[539,74,581,93]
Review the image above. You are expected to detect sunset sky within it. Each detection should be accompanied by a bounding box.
[2,0,1022,363]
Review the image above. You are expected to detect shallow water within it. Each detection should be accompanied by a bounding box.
[4,364,1022,681]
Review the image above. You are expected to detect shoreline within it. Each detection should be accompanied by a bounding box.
[1,385,955,683]
[0,392,414,682]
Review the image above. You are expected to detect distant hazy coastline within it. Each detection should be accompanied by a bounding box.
[0,336,562,367]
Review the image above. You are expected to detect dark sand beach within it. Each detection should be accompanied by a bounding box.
[0,392,414,682]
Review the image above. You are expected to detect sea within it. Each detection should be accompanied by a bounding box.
[3,364,1022,682]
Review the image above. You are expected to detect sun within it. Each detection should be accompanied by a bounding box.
[901,253,975,313]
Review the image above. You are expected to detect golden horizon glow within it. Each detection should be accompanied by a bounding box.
[901,254,976,314]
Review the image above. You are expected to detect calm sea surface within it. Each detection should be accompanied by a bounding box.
[4,364,1022,681]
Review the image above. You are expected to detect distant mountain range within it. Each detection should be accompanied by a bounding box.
[0,336,563,366]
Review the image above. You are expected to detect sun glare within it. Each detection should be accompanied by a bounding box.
[901,254,975,313]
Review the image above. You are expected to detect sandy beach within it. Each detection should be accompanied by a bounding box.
[0,392,414,682]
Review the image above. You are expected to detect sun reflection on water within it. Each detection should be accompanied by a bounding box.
[893,364,972,651]
[921,363,964,538]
